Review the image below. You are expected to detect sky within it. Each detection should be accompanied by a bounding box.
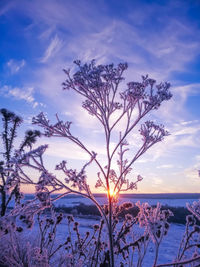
[0,0,200,194]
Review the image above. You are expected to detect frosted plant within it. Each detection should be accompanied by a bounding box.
[154,201,200,267]
[0,108,41,217]
[64,215,107,266]
[108,202,173,267]
[187,200,200,222]
[176,215,200,265]
[0,207,108,267]
[136,202,172,266]
[0,228,50,267]
[11,61,172,266]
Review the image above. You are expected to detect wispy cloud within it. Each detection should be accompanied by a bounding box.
[5,86,34,102]
[65,16,200,80]
[0,85,42,108]
[7,59,26,73]
[157,164,174,169]
[152,177,163,187]
[5,0,198,125]
[31,16,200,131]
[36,136,108,163]
[183,166,200,186]
[40,35,63,63]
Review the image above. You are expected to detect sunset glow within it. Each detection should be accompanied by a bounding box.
[107,188,117,198]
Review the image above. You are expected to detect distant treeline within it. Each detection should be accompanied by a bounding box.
[54,203,194,225]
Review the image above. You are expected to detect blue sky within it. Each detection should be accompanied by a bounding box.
[0,0,200,193]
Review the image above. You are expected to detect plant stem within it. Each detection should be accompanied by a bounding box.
[108,195,114,267]
[0,189,6,216]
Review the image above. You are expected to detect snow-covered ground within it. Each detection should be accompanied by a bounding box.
[2,194,198,266]
[19,213,185,267]
[56,216,185,266]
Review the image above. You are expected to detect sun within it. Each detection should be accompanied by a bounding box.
[107,188,117,198]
